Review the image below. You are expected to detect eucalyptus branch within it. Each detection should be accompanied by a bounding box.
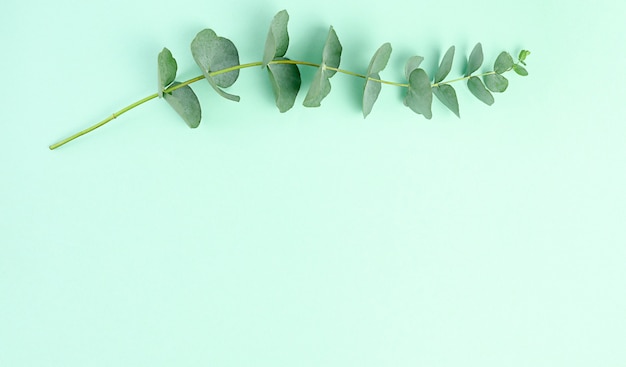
[49,10,530,150]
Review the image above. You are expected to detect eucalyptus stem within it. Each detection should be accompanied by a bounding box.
[48,60,412,150]
[50,53,526,150]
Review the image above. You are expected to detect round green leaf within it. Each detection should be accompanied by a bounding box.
[191,29,240,88]
[494,51,514,74]
[465,43,483,76]
[435,45,455,83]
[267,57,301,112]
[404,68,433,119]
[484,73,509,92]
[158,47,177,97]
[164,83,202,128]
[262,10,290,67]
[433,84,460,118]
[467,76,494,105]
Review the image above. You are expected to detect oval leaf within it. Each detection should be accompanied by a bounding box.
[303,26,342,107]
[267,57,301,112]
[405,56,424,80]
[158,48,177,98]
[191,29,240,88]
[303,67,331,107]
[513,64,528,76]
[322,26,342,77]
[518,50,531,65]
[467,76,494,105]
[363,72,382,118]
[164,83,202,128]
[362,43,392,118]
[494,51,514,74]
[465,43,483,76]
[404,68,433,119]
[484,73,509,93]
[434,46,455,83]
[367,43,392,76]
[433,84,460,118]
[262,10,290,67]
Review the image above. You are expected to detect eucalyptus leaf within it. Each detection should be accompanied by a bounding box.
[362,43,392,118]
[207,77,240,102]
[404,68,432,119]
[433,84,460,118]
[513,64,528,76]
[494,51,514,74]
[484,73,509,92]
[303,67,331,107]
[322,26,342,76]
[467,76,494,105]
[434,46,455,83]
[262,10,290,67]
[302,26,342,107]
[405,56,424,80]
[465,43,483,76]
[164,83,202,128]
[518,50,531,65]
[191,29,241,88]
[158,47,177,98]
[367,43,392,75]
[363,73,382,118]
[267,57,301,112]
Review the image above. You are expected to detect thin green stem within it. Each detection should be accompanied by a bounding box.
[49,59,513,150]
[49,93,159,150]
[431,71,496,88]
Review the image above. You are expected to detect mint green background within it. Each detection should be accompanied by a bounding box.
[1,0,625,366]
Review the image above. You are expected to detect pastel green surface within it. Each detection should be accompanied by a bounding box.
[1,0,625,366]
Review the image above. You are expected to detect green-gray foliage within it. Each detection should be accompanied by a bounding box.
[157,48,177,98]
[302,26,342,107]
[435,46,455,83]
[49,9,531,150]
[433,84,460,117]
[467,76,495,106]
[363,43,392,117]
[405,56,424,80]
[164,82,202,128]
[466,43,483,77]
[405,68,433,119]
[191,29,241,101]
[263,10,289,67]
[267,58,301,112]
